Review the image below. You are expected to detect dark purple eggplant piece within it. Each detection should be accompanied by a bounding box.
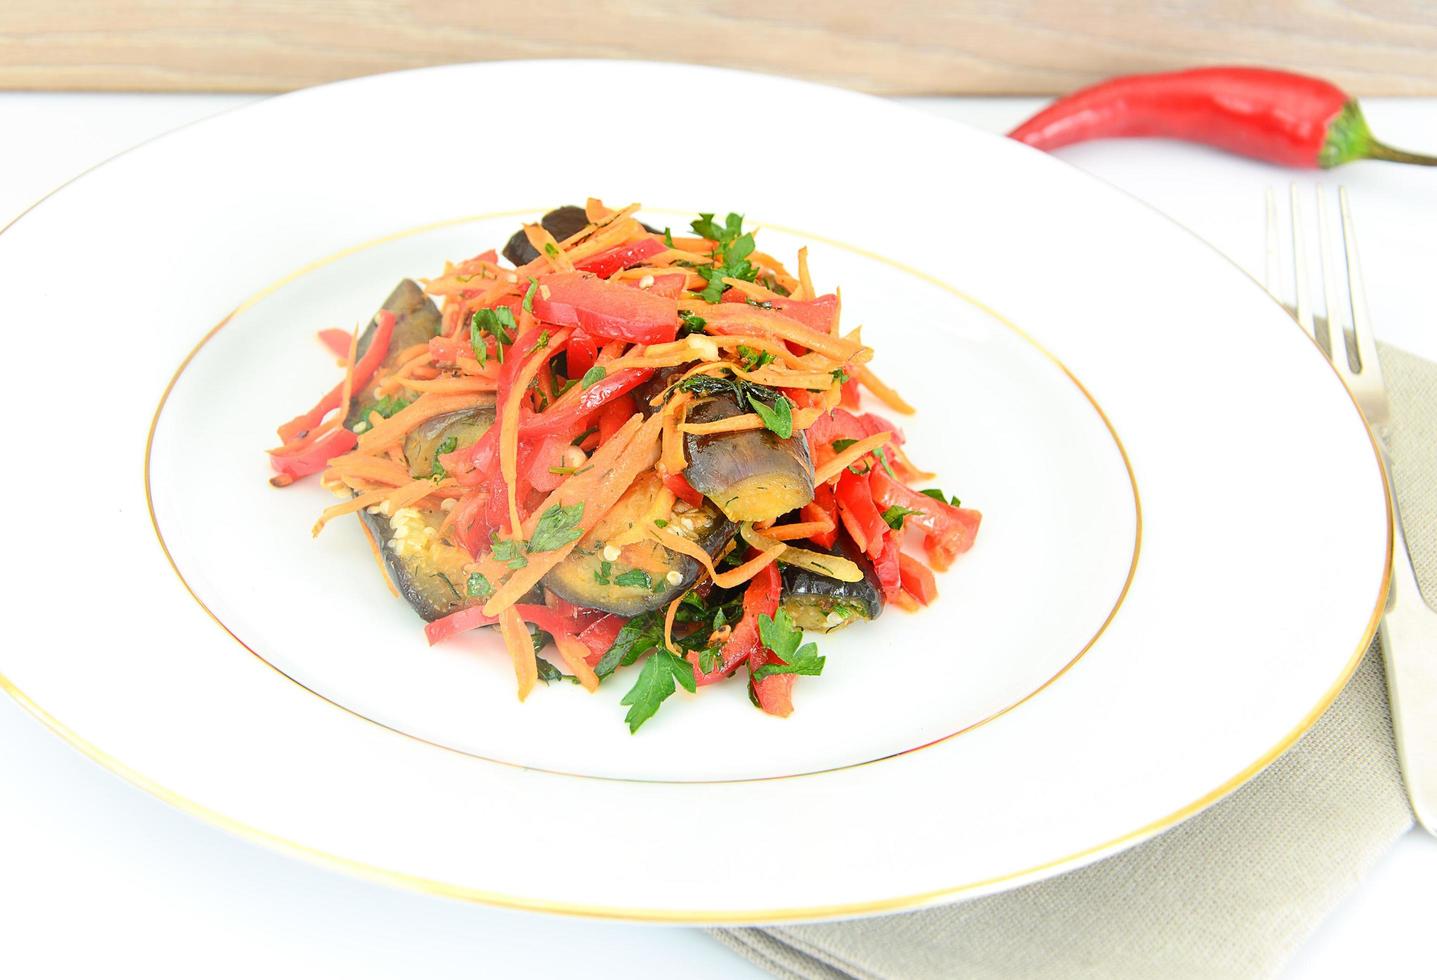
[343,279,442,431]
[683,390,815,523]
[502,205,662,266]
[543,473,736,616]
[402,405,495,480]
[779,537,884,633]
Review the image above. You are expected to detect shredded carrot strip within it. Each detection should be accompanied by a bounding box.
[397,376,497,395]
[663,593,685,654]
[813,432,892,485]
[760,518,835,542]
[482,412,660,616]
[500,323,572,538]
[499,607,538,701]
[732,365,839,390]
[312,479,437,536]
[553,633,600,692]
[831,287,843,337]
[354,394,476,454]
[679,406,823,436]
[699,306,865,362]
[856,364,916,414]
[721,277,790,304]
[660,391,691,475]
[323,454,413,486]
[523,224,574,273]
[585,198,616,223]
[649,525,786,590]
[796,247,814,301]
[356,514,400,599]
[893,443,936,480]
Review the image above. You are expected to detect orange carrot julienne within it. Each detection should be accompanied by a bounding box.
[498,607,538,701]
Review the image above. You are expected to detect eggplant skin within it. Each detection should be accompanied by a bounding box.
[343,280,442,431]
[358,507,472,622]
[779,540,883,633]
[502,206,591,266]
[683,392,815,524]
[543,473,736,616]
[402,405,495,479]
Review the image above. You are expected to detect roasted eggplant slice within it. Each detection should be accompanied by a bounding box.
[343,279,442,431]
[502,206,591,266]
[543,472,736,615]
[359,505,477,622]
[683,391,815,523]
[341,281,486,621]
[402,405,496,479]
[779,540,883,633]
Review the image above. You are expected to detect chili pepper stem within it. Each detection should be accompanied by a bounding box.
[1324,101,1437,168]
[1363,141,1437,167]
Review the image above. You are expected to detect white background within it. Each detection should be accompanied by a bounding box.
[2,89,1434,978]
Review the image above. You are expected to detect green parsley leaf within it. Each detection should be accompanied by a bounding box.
[527,330,551,354]
[748,391,793,438]
[466,572,493,598]
[619,648,696,733]
[881,505,920,531]
[430,435,457,479]
[663,227,675,247]
[522,277,539,313]
[754,609,825,680]
[831,368,850,384]
[653,518,668,528]
[490,533,528,569]
[614,568,653,590]
[580,365,607,389]
[920,487,961,507]
[534,655,564,685]
[471,307,517,364]
[528,502,585,553]
[593,559,613,586]
[831,438,857,453]
[678,312,708,335]
[543,242,559,258]
[873,446,898,479]
[595,611,665,678]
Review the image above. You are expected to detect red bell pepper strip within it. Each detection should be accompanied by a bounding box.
[276,309,396,444]
[268,426,358,483]
[565,329,598,380]
[425,601,594,648]
[690,563,780,686]
[573,237,666,278]
[317,328,353,359]
[1009,67,1437,170]
[869,467,982,572]
[771,294,838,333]
[577,614,626,666]
[518,367,655,440]
[836,468,887,559]
[898,553,939,606]
[751,671,795,718]
[664,473,705,509]
[532,272,678,345]
[597,394,637,445]
[801,482,839,550]
[635,273,687,299]
[871,536,902,603]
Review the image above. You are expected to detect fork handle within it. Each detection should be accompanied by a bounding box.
[1379,467,1437,834]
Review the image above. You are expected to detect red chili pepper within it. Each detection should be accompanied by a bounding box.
[1009,67,1436,169]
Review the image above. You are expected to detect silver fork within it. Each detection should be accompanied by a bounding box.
[1269,185,1437,834]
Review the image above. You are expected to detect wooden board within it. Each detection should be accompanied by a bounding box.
[4,1,1437,95]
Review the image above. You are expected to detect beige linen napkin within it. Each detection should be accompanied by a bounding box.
[715,343,1433,980]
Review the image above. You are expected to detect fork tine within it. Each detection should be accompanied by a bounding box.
[1289,185,1316,341]
[1339,188,1386,384]
[1315,188,1342,363]
[1264,188,1281,299]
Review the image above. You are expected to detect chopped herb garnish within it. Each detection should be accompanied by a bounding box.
[737,345,775,372]
[528,502,585,553]
[490,533,528,569]
[920,488,961,507]
[678,311,708,335]
[873,446,898,479]
[881,505,920,531]
[534,655,565,684]
[663,227,675,248]
[690,212,758,303]
[543,242,560,258]
[466,572,493,598]
[595,610,666,678]
[571,426,599,446]
[753,609,825,680]
[522,277,539,313]
[653,518,668,528]
[614,568,653,590]
[593,559,613,585]
[832,368,850,384]
[471,306,517,364]
[580,365,607,389]
[527,330,551,354]
[747,391,794,439]
[619,647,696,733]
[831,438,858,453]
[431,435,458,479]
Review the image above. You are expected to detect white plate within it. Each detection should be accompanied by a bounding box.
[0,61,1389,922]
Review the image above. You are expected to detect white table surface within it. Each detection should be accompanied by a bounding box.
[2,89,1434,979]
